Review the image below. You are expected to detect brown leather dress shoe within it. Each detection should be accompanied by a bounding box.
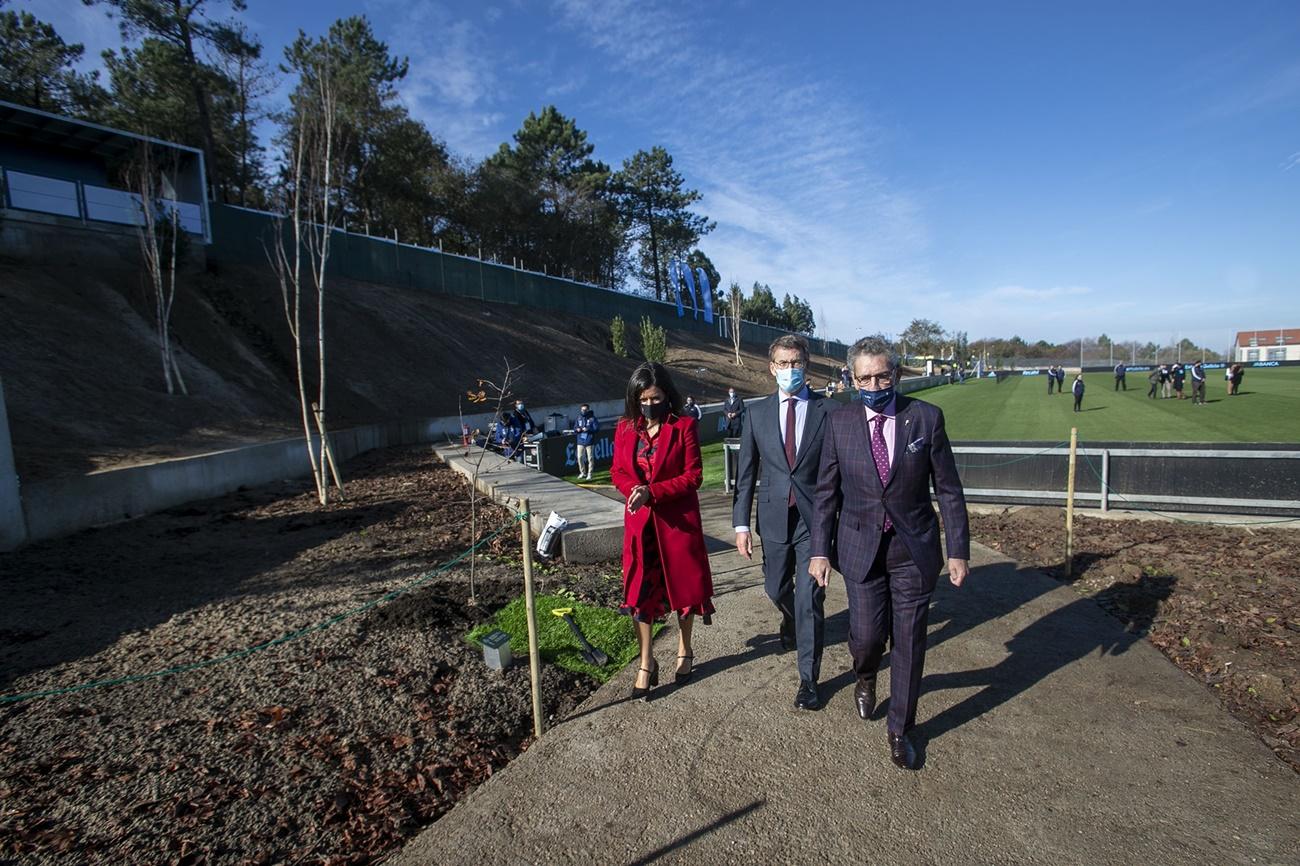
[854,679,876,721]
[888,731,918,770]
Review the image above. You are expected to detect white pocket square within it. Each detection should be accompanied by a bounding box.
[906,437,926,454]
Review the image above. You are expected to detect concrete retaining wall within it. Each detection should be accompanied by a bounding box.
[5,378,953,550]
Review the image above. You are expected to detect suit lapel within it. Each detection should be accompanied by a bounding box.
[886,397,912,488]
[651,419,677,481]
[793,395,824,469]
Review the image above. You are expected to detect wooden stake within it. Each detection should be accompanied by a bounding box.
[1065,427,1078,577]
[520,498,544,739]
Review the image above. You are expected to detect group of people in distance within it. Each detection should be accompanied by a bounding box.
[608,335,969,770]
[1143,361,1213,405]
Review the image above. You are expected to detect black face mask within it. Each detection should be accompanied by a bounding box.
[640,401,669,422]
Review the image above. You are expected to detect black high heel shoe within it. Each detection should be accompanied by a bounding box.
[632,662,659,701]
[675,654,694,685]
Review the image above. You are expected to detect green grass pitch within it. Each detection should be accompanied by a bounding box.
[917,366,1299,443]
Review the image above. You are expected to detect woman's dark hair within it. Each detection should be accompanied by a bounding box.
[623,362,684,420]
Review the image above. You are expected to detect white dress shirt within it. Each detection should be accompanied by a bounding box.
[735,386,810,533]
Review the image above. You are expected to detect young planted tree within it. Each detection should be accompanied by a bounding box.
[460,360,521,604]
[640,315,667,364]
[130,142,188,396]
[727,281,744,367]
[268,30,351,505]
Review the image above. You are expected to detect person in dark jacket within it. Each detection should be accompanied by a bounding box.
[495,411,523,461]
[574,403,600,480]
[1191,361,1206,405]
[723,388,745,437]
[1114,362,1127,391]
[683,395,703,424]
[1047,365,1057,395]
[1056,366,1067,393]
[1172,364,1186,399]
[1147,368,1160,399]
[1072,374,1085,412]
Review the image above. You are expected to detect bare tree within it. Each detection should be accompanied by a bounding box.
[728,280,744,367]
[458,359,522,605]
[131,142,188,396]
[267,51,345,505]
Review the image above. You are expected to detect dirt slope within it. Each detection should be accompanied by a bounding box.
[0,254,846,480]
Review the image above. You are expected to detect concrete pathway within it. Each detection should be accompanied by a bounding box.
[395,489,1299,866]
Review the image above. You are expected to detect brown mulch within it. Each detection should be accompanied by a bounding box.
[970,507,1300,773]
[0,445,624,864]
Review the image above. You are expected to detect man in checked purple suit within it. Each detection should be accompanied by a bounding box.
[809,336,970,770]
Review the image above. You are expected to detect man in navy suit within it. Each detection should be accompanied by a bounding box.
[733,335,831,710]
[810,336,970,770]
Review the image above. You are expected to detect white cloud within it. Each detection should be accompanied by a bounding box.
[549,0,934,341]
[368,0,507,156]
[1283,151,1300,171]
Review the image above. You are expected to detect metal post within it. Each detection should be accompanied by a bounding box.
[1100,449,1110,512]
[1065,428,1078,577]
[520,498,544,739]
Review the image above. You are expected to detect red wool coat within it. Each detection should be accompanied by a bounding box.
[610,415,714,615]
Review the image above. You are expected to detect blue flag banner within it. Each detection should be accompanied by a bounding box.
[696,268,715,324]
[668,260,684,317]
[681,265,699,320]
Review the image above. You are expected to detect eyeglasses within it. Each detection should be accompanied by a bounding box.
[853,373,894,387]
[772,360,807,371]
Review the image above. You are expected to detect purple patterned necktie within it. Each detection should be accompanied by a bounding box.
[871,413,893,532]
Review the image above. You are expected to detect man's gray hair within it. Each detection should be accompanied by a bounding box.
[847,335,901,372]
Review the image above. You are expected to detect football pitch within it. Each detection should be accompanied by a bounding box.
[919,366,1299,444]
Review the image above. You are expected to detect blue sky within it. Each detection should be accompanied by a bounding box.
[31,0,1300,351]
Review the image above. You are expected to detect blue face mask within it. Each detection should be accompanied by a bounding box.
[859,387,894,410]
[775,367,805,394]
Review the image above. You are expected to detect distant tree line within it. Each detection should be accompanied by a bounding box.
[0,2,818,334]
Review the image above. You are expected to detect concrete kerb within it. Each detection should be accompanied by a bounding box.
[432,443,624,564]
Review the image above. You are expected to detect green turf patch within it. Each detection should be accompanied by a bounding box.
[562,439,727,491]
[466,593,659,683]
[918,366,1300,444]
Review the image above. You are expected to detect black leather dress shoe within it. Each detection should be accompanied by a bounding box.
[795,679,821,710]
[854,679,876,721]
[888,731,918,770]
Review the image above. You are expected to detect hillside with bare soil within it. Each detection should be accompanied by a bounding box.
[0,251,847,481]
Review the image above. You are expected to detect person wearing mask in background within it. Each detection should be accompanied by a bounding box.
[733,335,831,710]
[840,366,852,391]
[611,362,714,700]
[1160,364,1172,399]
[1231,363,1245,396]
[1047,365,1057,395]
[723,387,746,438]
[809,336,970,770]
[574,403,599,481]
[1147,367,1160,399]
[1172,363,1186,400]
[1072,373,1085,412]
[495,410,523,462]
[1055,365,1066,394]
[1114,361,1127,391]
[683,395,703,425]
[1191,361,1206,405]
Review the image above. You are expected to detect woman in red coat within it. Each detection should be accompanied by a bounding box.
[611,362,714,700]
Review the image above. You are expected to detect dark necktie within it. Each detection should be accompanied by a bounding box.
[785,396,797,506]
[871,414,892,531]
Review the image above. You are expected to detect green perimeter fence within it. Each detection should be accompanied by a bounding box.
[209,205,851,360]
